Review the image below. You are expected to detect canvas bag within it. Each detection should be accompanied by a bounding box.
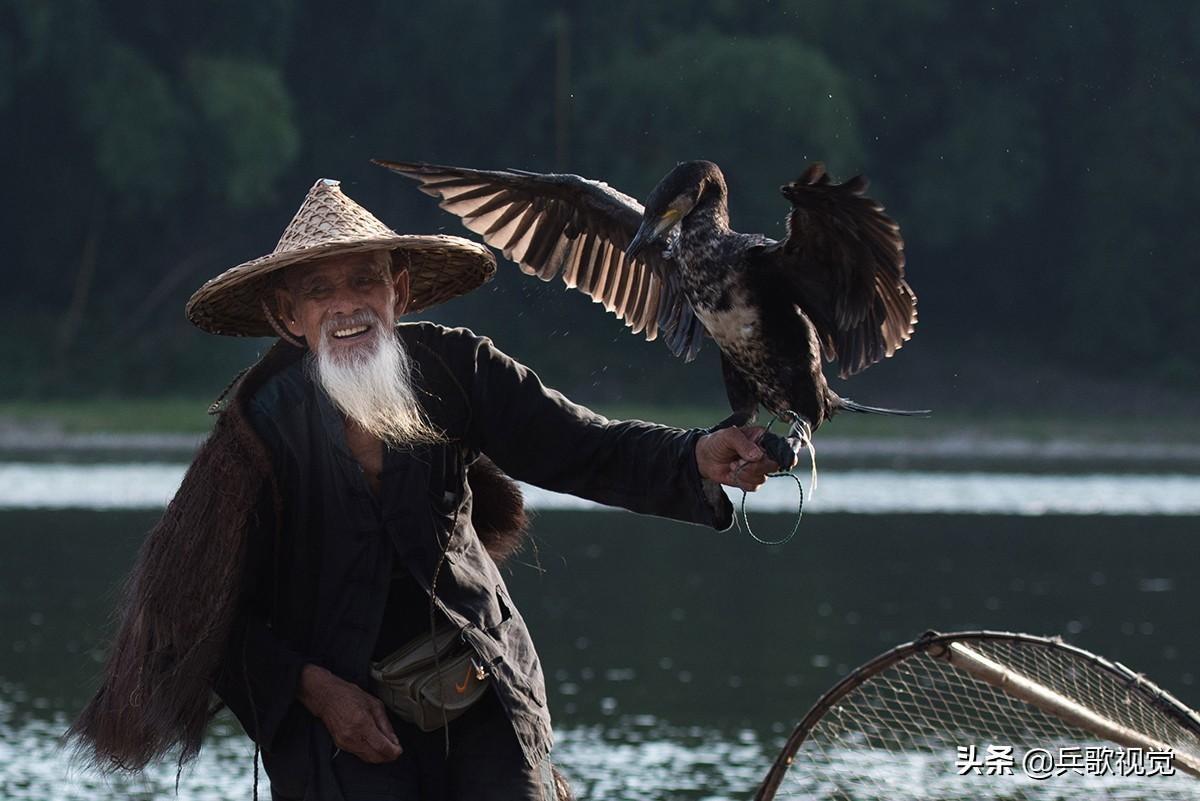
[369,627,490,732]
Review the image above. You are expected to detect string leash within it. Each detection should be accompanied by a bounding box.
[732,412,813,546]
[428,491,463,758]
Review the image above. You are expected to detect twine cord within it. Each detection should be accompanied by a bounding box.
[259,298,306,349]
[731,414,807,546]
[428,493,463,758]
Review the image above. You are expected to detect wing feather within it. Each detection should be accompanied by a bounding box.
[375,160,705,360]
[566,233,595,288]
[483,200,530,244]
[505,205,541,265]
[593,243,617,299]
[600,251,624,311]
[642,280,661,340]
[611,253,637,319]
[442,184,501,205]
[560,233,585,288]
[756,162,916,377]
[627,268,651,333]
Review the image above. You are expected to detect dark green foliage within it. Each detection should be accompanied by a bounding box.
[2,0,1197,403]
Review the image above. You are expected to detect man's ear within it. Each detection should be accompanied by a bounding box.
[274,288,304,337]
[393,268,412,316]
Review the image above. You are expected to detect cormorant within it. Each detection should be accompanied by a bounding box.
[375,159,924,473]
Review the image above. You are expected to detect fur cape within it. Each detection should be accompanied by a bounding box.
[68,340,529,771]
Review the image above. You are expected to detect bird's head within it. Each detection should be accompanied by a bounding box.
[626,161,727,260]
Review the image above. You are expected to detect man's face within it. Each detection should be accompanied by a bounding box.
[275,251,410,356]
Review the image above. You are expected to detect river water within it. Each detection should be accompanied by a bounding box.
[1,456,1197,799]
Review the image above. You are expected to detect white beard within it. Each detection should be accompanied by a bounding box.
[311,314,443,447]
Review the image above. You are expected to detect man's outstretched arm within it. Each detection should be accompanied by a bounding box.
[442,328,784,529]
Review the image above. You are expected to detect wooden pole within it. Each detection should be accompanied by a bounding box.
[931,640,1200,779]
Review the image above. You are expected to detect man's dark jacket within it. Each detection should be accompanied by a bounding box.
[212,322,733,799]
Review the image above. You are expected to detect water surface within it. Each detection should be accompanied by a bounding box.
[5,462,1200,515]
[1,507,1196,799]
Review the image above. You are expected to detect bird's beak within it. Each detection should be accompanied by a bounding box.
[626,209,682,261]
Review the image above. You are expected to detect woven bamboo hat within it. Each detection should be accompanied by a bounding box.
[186,178,495,337]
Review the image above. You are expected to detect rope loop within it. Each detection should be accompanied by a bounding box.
[729,414,808,546]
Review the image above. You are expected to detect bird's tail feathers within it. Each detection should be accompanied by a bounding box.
[839,399,931,417]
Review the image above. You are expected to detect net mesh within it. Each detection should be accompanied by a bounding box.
[767,635,1200,801]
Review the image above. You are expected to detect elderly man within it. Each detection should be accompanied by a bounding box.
[71,179,783,801]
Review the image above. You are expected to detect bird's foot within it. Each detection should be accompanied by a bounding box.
[779,412,818,492]
[720,410,816,546]
[710,410,808,474]
[778,409,809,438]
[756,431,801,473]
[730,411,815,547]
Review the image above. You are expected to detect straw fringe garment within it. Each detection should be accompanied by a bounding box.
[69,178,509,774]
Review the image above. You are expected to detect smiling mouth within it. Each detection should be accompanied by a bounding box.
[331,324,372,340]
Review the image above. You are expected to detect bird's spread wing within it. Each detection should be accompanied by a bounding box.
[754,162,916,378]
[374,161,706,361]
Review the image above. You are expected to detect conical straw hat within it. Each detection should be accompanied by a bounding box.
[186,178,495,337]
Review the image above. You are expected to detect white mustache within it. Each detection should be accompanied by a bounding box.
[321,310,379,341]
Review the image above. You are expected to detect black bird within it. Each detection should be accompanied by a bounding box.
[374,159,924,475]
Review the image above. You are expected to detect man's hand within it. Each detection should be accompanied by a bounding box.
[298,664,403,763]
[695,426,782,492]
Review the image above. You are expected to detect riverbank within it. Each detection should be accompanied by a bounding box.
[5,398,1200,440]
[4,399,1200,471]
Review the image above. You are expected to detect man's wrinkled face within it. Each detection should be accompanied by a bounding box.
[273,250,441,445]
[275,251,410,356]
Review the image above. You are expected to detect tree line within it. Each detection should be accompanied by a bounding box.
[3,0,1197,404]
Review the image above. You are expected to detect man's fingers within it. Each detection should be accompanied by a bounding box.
[733,460,770,491]
[695,427,783,489]
[357,728,403,763]
[370,738,404,763]
[367,700,402,760]
[330,699,403,763]
[725,428,765,462]
[723,463,761,493]
[369,699,400,747]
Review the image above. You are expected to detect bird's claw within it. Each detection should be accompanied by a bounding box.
[757,431,802,473]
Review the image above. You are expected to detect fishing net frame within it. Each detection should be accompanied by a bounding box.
[754,630,1200,801]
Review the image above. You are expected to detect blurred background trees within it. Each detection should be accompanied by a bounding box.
[2,0,1197,413]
